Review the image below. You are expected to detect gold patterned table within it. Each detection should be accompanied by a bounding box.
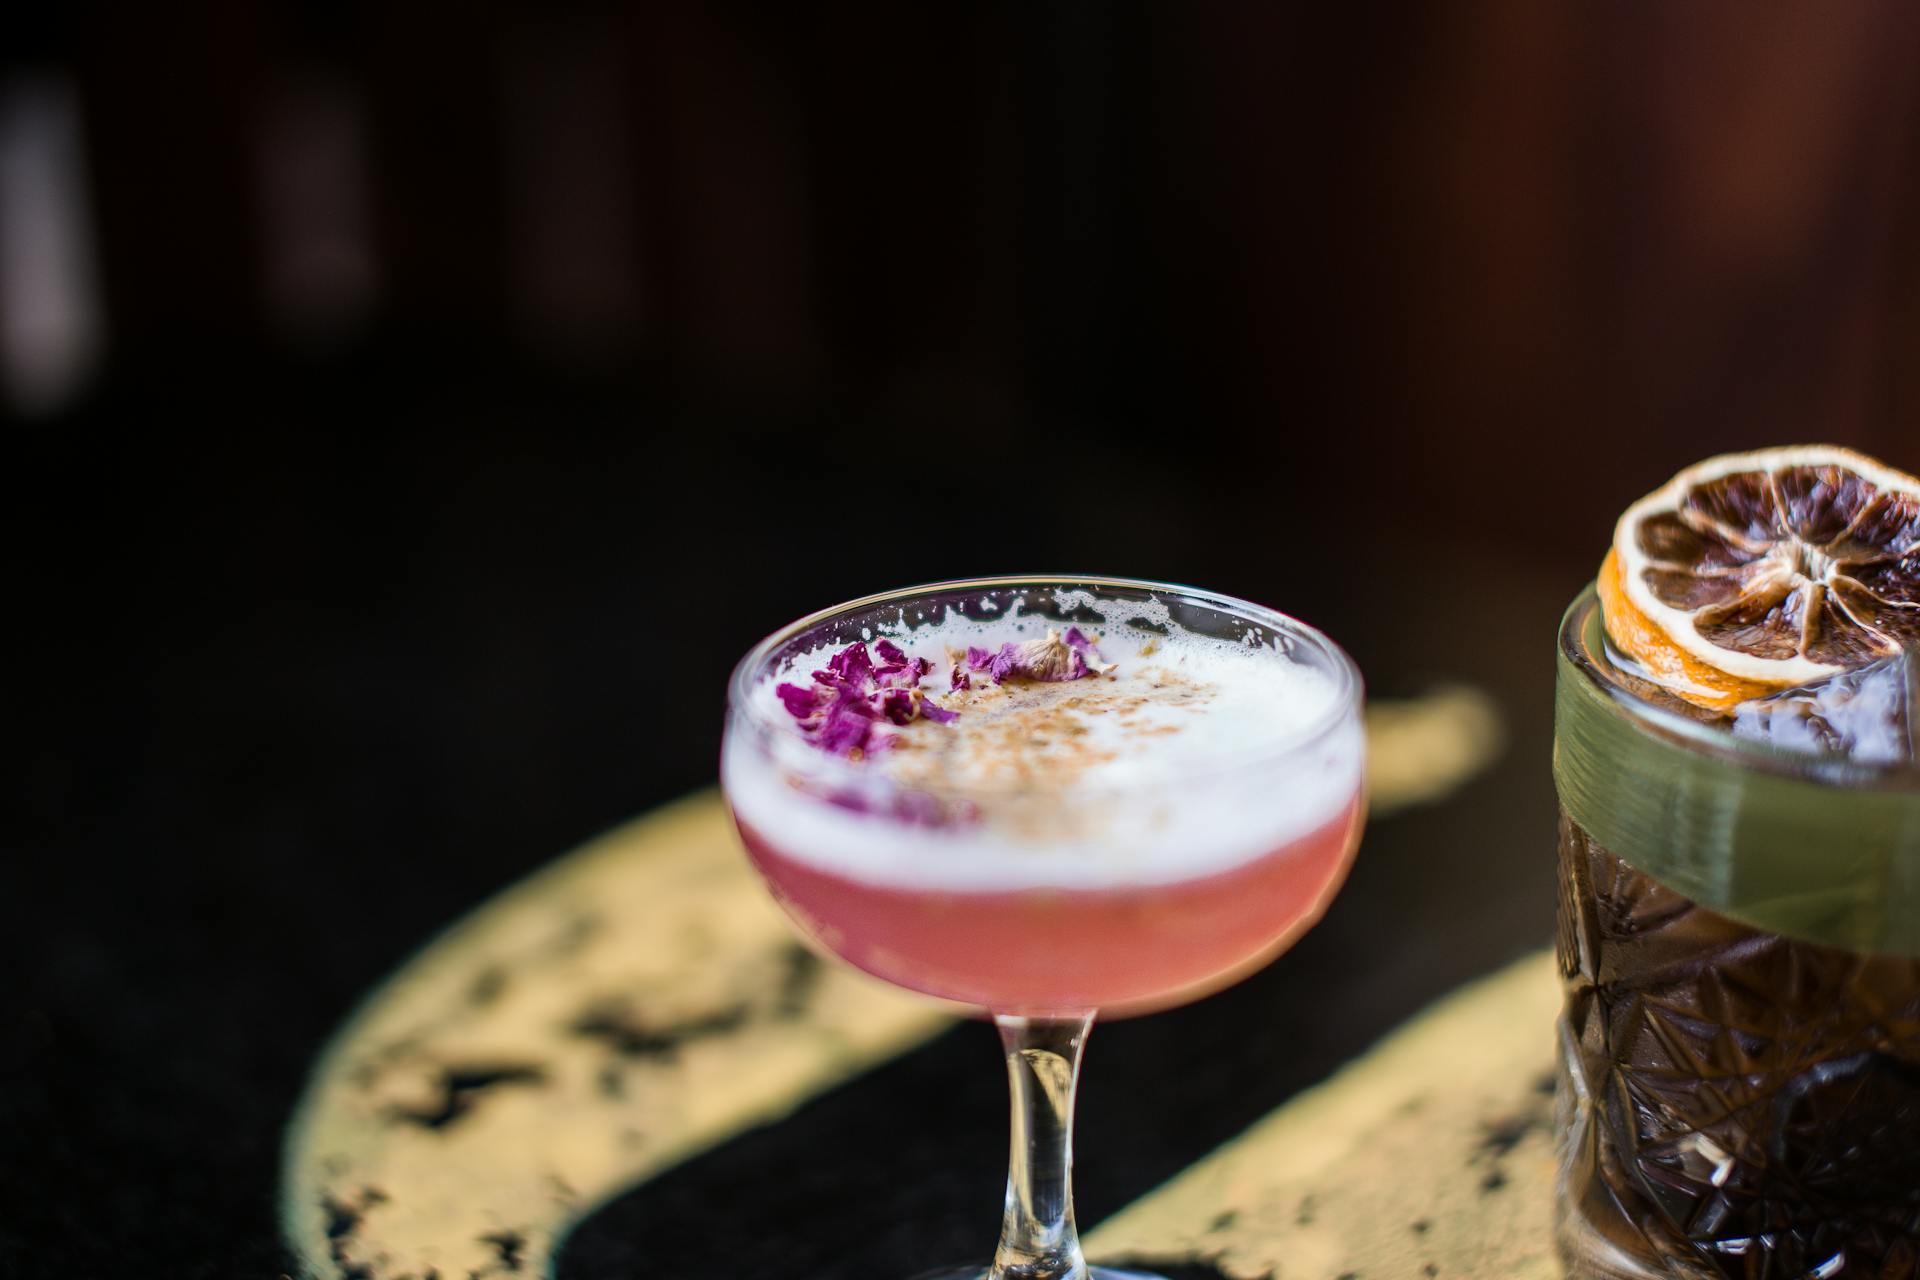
[282,688,1553,1280]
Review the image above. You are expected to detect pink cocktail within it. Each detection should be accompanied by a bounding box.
[736,798,1361,1015]
[722,576,1366,1280]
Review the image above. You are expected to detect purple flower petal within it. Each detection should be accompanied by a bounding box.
[878,688,918,726]
[873,646,931,690]
[1062,626,1118,674]
[826,641,874,687]
[818,695,880,754]
[824,788,872,816]
[986,645,1020,682]
[818,785,975,829]
[956,629,1114,686]
[891,790,945,827]
[778,638,960,757]
[776,682,821,719]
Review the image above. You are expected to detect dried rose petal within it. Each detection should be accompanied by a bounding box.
[818,695,881,754]
[966,628,1109,684]
[1012,634,1086,681]
[823,641,874,687]
[878,688,917,726]
[777,638,958,756]
[776,682,820,718]
[810,782,976,828]
[979,647,1015,681]
[891,791,941,825]
[966,644,1026,682]
[1063,627,1119,674]
[870,638,933,689]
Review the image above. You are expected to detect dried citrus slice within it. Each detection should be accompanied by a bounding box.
[1606,445,1920,709]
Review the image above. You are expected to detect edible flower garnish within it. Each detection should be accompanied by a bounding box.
[965,627,1116,684]
[1063,626,1119,674]
[777,639,958,757]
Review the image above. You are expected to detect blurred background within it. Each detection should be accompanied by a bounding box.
[8,2,1920,1275]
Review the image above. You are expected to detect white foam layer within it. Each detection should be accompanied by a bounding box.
[724,606,1364,890]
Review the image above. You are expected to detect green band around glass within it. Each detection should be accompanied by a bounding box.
[1554,588,1920,957]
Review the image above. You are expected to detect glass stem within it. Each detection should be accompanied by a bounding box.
[991,1011,1094,1280]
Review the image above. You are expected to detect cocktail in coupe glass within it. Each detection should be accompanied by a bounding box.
[722,576,1366,1280]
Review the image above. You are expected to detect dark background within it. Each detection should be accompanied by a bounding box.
[7,4,1920,1276]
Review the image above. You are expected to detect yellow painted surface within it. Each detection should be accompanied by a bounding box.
[280,792,950,1280]
[1088,952,1561,1280]
[1365,685,1503,818]
[280,690,1511,1279]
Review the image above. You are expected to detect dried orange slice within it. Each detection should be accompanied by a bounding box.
[1606,445,1920,709]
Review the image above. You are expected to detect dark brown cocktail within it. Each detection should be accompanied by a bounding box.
[1554,447,1920,1279]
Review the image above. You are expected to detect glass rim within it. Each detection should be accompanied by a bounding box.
[725,573,1365,794]
[1556,582,1920,955]
[1558,585,1920,791]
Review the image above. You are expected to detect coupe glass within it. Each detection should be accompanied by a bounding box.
[721,576,1367,1280]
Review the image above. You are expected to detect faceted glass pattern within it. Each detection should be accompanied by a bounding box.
[1555,811,1920,1279]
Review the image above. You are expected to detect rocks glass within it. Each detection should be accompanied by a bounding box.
[1554,588,1920,1279]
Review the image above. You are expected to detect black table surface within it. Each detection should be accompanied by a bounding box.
[8,385,1579,1279]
